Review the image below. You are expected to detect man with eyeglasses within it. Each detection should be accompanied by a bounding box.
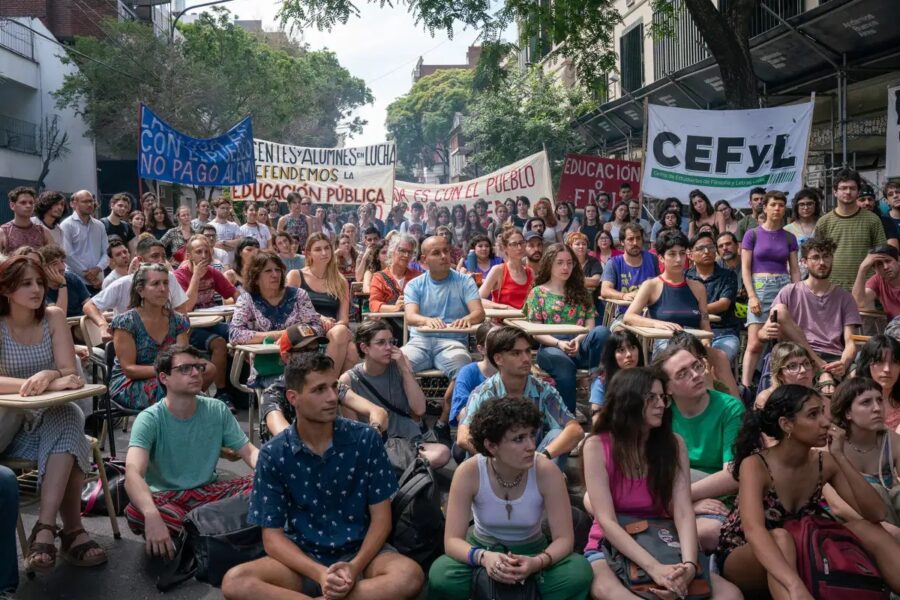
[200,224,228,269]
[815,168,886,292]
[123,345,258,556]
[762,235,861,378]
[653,345,745,552]
[687,232,741,363]
[60,190,109,293]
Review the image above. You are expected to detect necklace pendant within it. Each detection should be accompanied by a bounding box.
[505,495,513,520]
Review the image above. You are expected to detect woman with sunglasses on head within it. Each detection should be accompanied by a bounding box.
[583,368,741,600]
[339,319,450,468]
[110,264,210,410]
[588,329,644,421]
[717,384,900,597]
[855,335,900,433]
[826,377,900,541]
[429,395,593,600]
[479,228,533,310]
[0,255,108,572]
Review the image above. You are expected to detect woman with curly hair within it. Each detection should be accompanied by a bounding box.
[334,232,358,281]
[459,234,502,279]
[583,368,741,600]
[523,243,611,413]
[429,395,593,600]
[462,208,488,242]
[360,239,388,293]
[716,384,900,597]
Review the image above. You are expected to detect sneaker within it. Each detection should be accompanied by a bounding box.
[216,391,238,415]
[432,421,452,447]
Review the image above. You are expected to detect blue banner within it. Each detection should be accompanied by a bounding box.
[138,104,256,186]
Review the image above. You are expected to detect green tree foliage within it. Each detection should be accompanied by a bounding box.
[278,0,761,109]
[54,10,372,158]
[464,69,591,183]
[385,69,474,175]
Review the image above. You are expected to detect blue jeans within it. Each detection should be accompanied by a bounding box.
[0,466,18,593]
[711,331,741,364]
[536,326,611,414]
[189,322,229,352]
[402,335,471,378]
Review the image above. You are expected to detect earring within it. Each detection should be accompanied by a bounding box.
[787,431,792,440]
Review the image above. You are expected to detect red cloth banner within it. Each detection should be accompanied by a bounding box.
[557,154,642,208]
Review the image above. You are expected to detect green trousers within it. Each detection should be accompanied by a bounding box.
[427,534,592,600]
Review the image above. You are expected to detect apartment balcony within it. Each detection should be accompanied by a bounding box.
[0,114,39,155]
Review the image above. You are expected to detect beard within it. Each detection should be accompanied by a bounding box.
[720,252,736,261]
[808,267,832,280]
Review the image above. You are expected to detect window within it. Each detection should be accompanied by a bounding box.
[620,23,644,93]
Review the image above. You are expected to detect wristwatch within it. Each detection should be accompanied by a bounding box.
[540,449,553,460]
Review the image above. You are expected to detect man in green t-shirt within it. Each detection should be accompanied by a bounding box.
[655,346,745,552]
[815,168,886,292]
[124,345,258,560]
[735,187,766,242]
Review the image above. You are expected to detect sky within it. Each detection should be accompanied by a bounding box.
[223,0,484,147]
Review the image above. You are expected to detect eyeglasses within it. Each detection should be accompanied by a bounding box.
[370,338,397,347]
[782,360,812,374]
[396,248,413,256]
[797,202,816,208]
[172,363,207,375]
[693,244,716,253]
[300,202,312,206]
[644,392,673,407]
[673,360,705,381]
[506,241,524,248]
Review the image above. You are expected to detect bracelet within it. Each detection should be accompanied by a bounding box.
[683,560,699,575]
[539,551,553,570]
[467,546,481,567]
[477,549,485,566]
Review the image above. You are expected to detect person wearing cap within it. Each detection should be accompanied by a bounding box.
[759,235,861,378]
[258,325,389,441]
[124,344,258,552]
[858,183,900,249]
[853,245,900,320]
[523,229,544,272]
[340,319,450,468]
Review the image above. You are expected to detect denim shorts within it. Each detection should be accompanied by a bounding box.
[747,274,790,325]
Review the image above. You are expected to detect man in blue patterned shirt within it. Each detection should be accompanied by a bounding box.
[454,326,583,466]
[222,354,424,600]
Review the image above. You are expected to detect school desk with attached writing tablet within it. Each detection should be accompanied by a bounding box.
[0,383,107,410]
[622,325,713,363]
[504,319,590,336]
[188,315,224,329]
[229,343,282,446]
[484,308,525,320]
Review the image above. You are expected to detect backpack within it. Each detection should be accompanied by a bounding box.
[390,457,444,570]
[783,515,889,599]
[81,458,129,516]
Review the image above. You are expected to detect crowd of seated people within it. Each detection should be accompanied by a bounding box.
[1,171,899,600]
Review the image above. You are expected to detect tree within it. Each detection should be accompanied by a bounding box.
[385,69,474,181]
[464,69,591,183]
[278,0,762,109]
[35,115,71,192]
[54,10,372,159]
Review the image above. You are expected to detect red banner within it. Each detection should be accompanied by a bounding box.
[557,154,642,209]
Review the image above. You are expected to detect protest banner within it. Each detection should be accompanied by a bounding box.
[642,103,814,208]
[393,151,553,213]
[138,104,256,186]
[887,86,900,178]
[232,140,396,214]
[557,154,641,208]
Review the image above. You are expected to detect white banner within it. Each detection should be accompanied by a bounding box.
[393,151,554,212]
[642,103,814,208]
[231,139,396,207]
[887,86,900,178]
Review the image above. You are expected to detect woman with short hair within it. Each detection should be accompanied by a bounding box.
[428,395,593,600]
[753,342,817,411]
[480,228,533,310]
[856,335,900,432]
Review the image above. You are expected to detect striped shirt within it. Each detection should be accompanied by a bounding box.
[815,208,885,292]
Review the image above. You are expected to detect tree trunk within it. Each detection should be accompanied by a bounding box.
[681,0,760,109]
[35,160,51,192]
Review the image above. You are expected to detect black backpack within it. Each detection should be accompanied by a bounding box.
[390,457,444,570]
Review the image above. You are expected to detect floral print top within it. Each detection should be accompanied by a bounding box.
[523,286,596,326]
[228,286,323,345]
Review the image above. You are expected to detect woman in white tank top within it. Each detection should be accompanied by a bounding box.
[428,396,593,600]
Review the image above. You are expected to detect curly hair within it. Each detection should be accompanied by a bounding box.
[731,384,821,478]
[364,239,387,273]
[533,243,593,310]
[469,396,543,456]
[34,190,66,221]
[800,235,836,260]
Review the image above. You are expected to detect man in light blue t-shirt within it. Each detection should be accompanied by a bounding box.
[402,235,485,378]
[123,345,258,559]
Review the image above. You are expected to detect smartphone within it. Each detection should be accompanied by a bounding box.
[772,309,778,323]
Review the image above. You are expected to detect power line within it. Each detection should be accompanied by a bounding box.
[5,18,146,83]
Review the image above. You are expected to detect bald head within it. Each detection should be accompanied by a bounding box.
[70,190,96,217]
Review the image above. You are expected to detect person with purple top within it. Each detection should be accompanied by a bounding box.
[739,191,800,393]
[599,223,659,329]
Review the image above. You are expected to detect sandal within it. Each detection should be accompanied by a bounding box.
[25,522,57,573]
[59,528,107,568]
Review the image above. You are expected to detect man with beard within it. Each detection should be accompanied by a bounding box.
[687,231,741,363]
[525,217,546,239]
[101,192,135,247]
[760,235,861,377]
[596,192,613,222]
[716,232,746,302]
[853,245,900,320]
[735,186,766,242]
[600,223,659,326]
[33,189,67,247]
[523,229,544,271]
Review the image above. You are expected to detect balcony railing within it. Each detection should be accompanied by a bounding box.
[0,19,34,60]
[0,114,39,155]
[652,0,804,81]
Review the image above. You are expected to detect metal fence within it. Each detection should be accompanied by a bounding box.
[0,114,39,155]
[0,18,34,60]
